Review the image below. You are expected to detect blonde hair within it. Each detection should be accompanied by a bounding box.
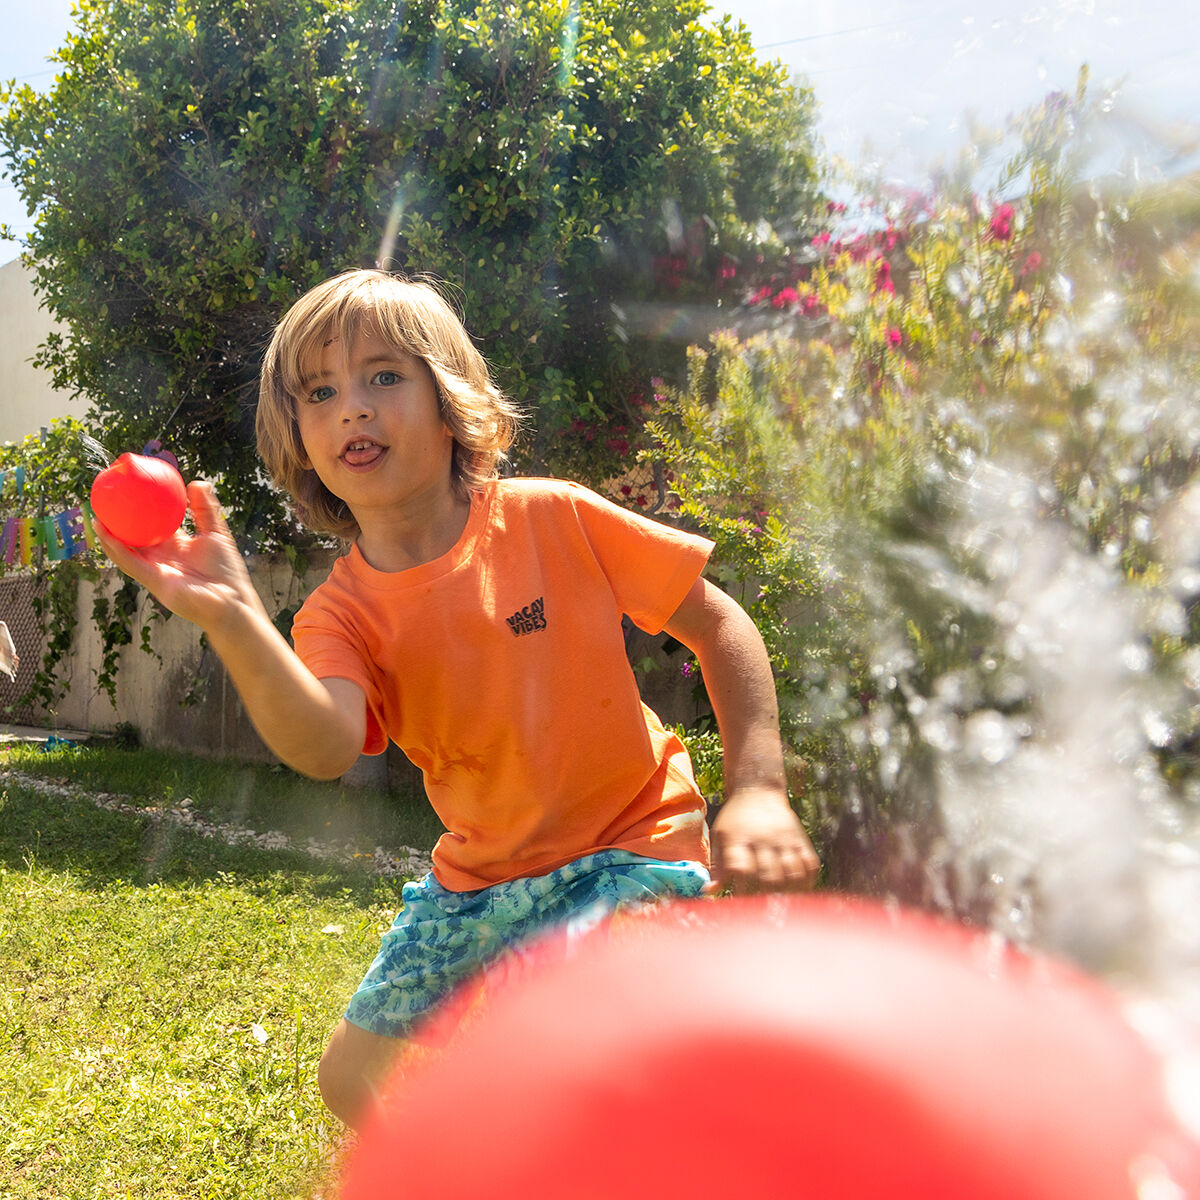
[257,269,521,538]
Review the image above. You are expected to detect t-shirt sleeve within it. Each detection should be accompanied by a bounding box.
[565,482,714,633]
[291,594,389,756]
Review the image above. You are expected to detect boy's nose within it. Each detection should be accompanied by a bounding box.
[340,390,374,421]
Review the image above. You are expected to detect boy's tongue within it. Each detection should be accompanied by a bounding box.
[344,442,383,467]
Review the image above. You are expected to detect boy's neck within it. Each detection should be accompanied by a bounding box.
[353,489,473,573]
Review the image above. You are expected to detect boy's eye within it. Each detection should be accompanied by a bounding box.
[308,385,335,403]
[373,370,401,386]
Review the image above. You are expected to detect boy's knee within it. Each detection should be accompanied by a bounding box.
[317,1040,360,1127]
[318,1019,401,1130]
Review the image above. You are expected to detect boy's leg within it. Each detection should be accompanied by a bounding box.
[319,1018,407,1131]
[320,854,709,1127]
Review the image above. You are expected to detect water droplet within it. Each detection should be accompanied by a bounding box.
[963,710,1019,764]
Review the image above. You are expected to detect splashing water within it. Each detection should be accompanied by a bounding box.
[76,432,113,473]
[909,464,1200,1015]
[684,84,1200,1025]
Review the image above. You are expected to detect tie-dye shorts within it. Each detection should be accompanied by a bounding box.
[344,849,710,1040]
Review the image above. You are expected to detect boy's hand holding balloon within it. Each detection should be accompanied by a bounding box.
[90,452,188,548]
[92,471,265,642]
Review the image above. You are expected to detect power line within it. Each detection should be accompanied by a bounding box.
[757,7,958,52]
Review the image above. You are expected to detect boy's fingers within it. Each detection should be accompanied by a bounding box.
[710,839,761,894]
[185,480,226,535]
[93,519,140,571]
[781,841,821,890]
[710,836,821,896]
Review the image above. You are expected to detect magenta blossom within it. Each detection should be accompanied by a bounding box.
[989,203,1015,242]
[1019,251,1043,276]
[887,327,903,347]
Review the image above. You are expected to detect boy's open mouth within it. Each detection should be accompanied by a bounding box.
[341,439,386,468]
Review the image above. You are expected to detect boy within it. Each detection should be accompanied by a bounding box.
[97,269,819,1128]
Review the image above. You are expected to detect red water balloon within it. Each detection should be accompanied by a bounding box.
[90,452,188,547]
[341,896,1200,1200]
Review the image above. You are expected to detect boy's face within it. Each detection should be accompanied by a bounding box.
[294,328,455,523]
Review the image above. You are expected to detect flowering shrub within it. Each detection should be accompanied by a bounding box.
[651,77,1200,916]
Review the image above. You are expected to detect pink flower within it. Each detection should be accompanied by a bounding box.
[887,327,902,347]
[771,286,800,309]
[989,203,1015,242]
[873,259,894,295]
[801,293,823,317]
[812,231,832,248]
[848,237,872,263]
[1019,251,1043,275]
[653,253,687,290]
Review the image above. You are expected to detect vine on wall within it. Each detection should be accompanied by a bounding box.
[0,419,163,716]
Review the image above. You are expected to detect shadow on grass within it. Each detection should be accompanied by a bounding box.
[0,772,417,905]
[7,741,441,836]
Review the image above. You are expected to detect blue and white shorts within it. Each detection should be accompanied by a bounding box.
[344,849,710,1039]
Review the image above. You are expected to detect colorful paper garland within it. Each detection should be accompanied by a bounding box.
[0,468,27,498]
[0,503,100,568]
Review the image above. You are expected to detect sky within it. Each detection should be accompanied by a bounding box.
[1,0,1196,259]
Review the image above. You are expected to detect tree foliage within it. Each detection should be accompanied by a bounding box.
[0,0,820,545]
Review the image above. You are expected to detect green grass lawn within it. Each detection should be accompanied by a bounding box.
[0,742,440,1199]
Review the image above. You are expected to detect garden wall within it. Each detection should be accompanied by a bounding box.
[0,551,707,791]
[0,552,332,757]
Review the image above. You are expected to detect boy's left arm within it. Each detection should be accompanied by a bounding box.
[664,577,821,894]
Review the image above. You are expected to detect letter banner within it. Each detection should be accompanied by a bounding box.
[0,503,100,571]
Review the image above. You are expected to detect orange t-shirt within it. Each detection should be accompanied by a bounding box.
[291,478,715,891]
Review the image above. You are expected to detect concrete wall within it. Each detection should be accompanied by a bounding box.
[0,257,85,445]
[1,551,334,759]
[0,549,706,793]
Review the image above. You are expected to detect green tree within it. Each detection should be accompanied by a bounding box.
[0,0,820,545]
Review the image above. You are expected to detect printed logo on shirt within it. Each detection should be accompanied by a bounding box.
[505,596,547,637]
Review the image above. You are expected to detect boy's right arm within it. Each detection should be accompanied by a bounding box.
[95,480,366,779]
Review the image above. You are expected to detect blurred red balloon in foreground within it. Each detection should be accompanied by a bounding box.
[90,452,187,547]
[340,896,1200,1200]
